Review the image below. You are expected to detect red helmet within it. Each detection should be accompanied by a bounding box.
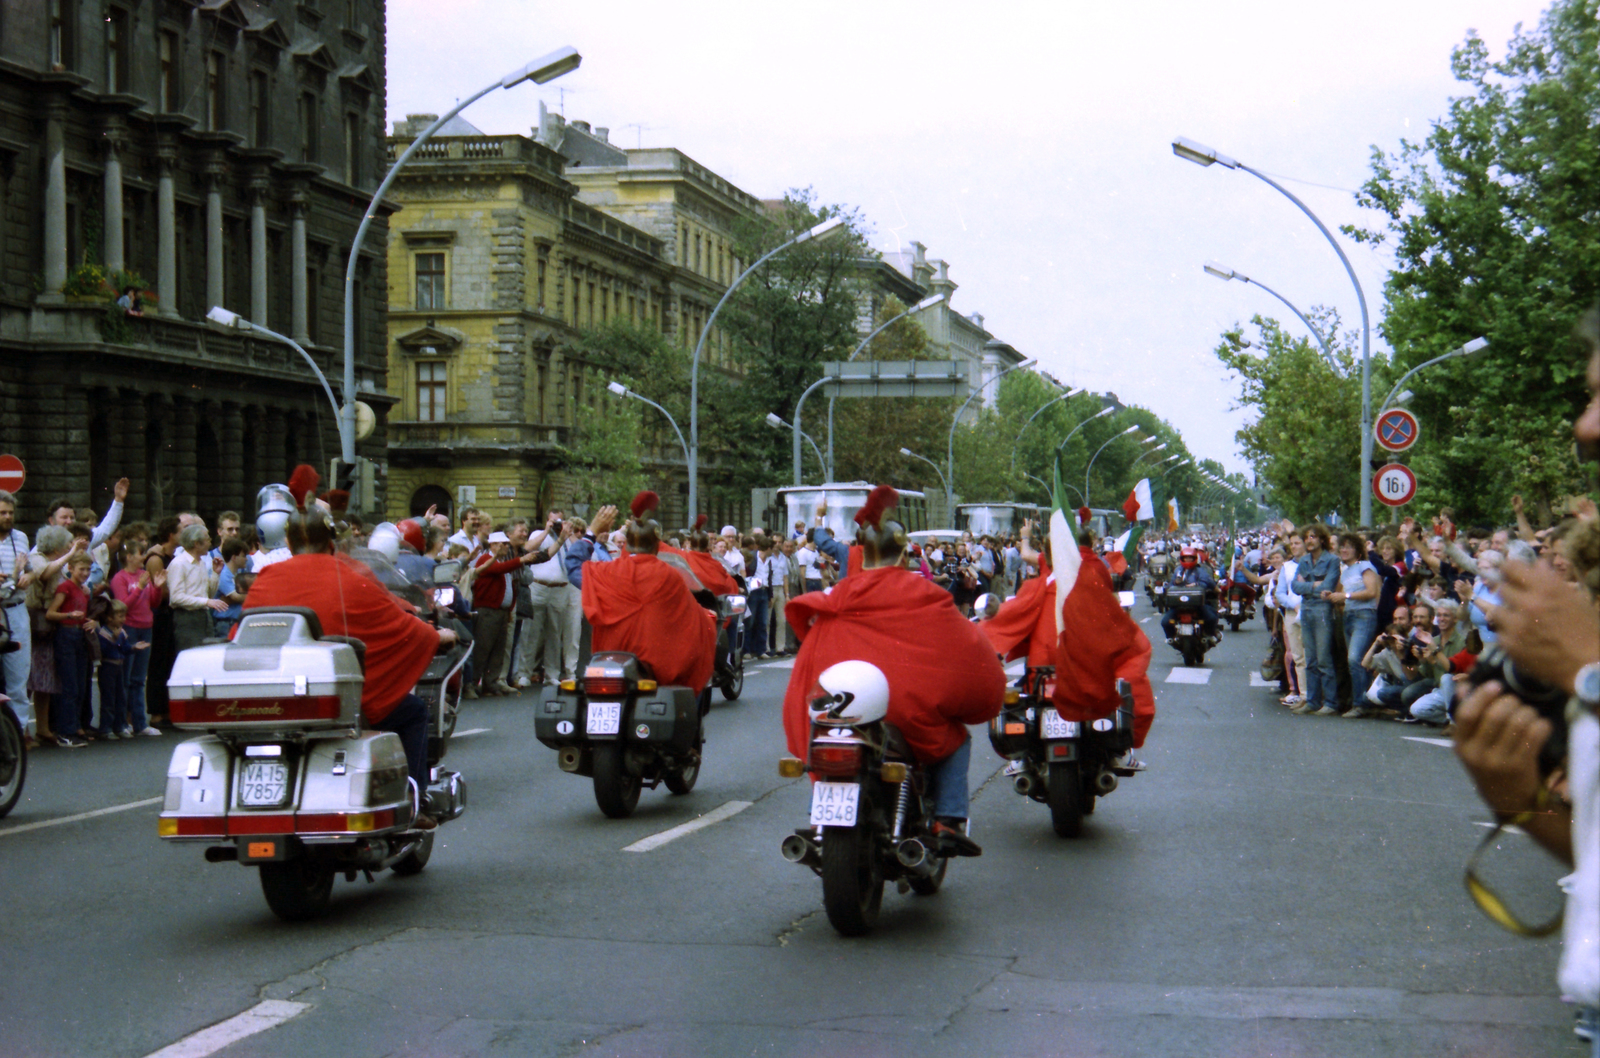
[396,518,426,554]
[1179,546,1198,568]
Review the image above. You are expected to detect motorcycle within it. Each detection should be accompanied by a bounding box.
[776,687,957,937]
[1223,581,1257,631]
[0,691,26,819]
[1146,554,1172,611]
[1165,583,1219,666]
[989,667,1138,838]
[536,652,705,818]
[157,590,470,921]
[710,592,747,701]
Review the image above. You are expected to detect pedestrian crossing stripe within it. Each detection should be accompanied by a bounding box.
[1402,736,1454,748]
[1248,672,1276,689]
[1164,668,1212,685]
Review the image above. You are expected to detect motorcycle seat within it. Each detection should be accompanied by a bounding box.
[882,722,914,763]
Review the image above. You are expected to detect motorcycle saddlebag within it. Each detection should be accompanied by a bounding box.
[626,686,699,754]
[535,689,583,748]
[987,704,1032,760]
[1166,585,1206,609]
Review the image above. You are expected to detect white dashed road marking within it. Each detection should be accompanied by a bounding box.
[1248,672,1276,689]
[623,800,754,852]
[1164,668,1212,685]
[452,727,492,738]
[0,796,162,838]
[142,1000,309,1058]
[1402,736,1455,748]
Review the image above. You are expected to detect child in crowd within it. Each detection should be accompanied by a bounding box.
[110,542,163,736]
[96,600,136,738]
[46,552,96,747]
[214,538,250,637]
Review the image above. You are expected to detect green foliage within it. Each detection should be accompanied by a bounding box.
[1214,312,1365,523]
[566,321,688,503]
[62,262,112,298]
[1349,0,1600,524]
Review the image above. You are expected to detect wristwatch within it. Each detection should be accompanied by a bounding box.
[1576,661,1600,709]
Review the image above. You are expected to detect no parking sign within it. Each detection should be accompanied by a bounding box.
[1375,408,1420,453]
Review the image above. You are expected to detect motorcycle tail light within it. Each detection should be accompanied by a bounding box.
[586,677,627,696]
[808,743,862,777]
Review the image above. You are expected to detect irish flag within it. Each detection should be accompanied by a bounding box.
[1122,478,1154,524]
[1166,498,1180,532]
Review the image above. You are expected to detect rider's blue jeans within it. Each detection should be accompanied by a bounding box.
[926,735,971,820]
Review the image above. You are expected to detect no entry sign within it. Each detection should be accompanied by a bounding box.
[0,455,23,493]
[1373,463,1417,507]
[1375,408,1420,453]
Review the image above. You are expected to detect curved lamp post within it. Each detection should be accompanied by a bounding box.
[1174,135,1373,523]
[766,412,824,479]
[1010,387,1085,472]
[1203,261,1341,374]
[826,291,946,480]
[1378,337,1489,414]
[1050,405,1116,486]
[1130,442,1170,471]
[1083,425,1143,505]
[345,48,581,470]
[606,380,688,467]
[209,307,340,425]
[945,357,1037,519]
[1024,471,1082,506]
[899,447,950,507]
[690,215,847,517]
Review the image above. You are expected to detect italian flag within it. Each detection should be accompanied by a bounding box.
[1122,478,1154,524]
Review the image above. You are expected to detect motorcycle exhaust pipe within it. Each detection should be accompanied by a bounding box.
[204,845,239,863]
[780,833,821,869]
[895,838,938,877]
[1013,773,1036,797]
[1094,769,1119,795]
[557,747,583,773]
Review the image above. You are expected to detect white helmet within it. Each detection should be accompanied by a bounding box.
[808,660,890,724]
[367,521,402,563]
[255,483,295,550]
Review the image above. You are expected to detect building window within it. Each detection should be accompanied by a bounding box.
[587,282,595,328]
[306,262,321,344]
[298,92,319,164]
[414,252,445,309]
[105,8,129,92]
[249,71,270,147]
[205,51,226,131]
[158,30,179,111]
[694,234,701,275]
[343,112,360,186]
[417,362,447,422]
[49,0,77,70]
[536,258,546,313]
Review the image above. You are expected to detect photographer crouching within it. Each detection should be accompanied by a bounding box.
[1454,305,1599,1047]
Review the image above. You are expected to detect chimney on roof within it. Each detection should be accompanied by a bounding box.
[969,313,984,328]
[911,241,933,289]
[572,120,592,134]
[928,258,957,299]
[595,127,610,143]
[398,114,438,136]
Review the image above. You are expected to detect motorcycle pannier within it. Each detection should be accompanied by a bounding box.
[167,609,363,733]
[1166,585,1207,608]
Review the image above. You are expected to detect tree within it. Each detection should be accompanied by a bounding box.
[1348,0,1600,524]
[1213,312,1366,523]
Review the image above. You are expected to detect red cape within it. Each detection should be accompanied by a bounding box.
[983,557,1056,668]
[244,552,439,724]
[661,545,740,596]
[782,565,1005,763]
[582,553,716,692]
[1055,545,1156,747]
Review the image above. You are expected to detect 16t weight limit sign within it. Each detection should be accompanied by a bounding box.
[1373,463,1416,508]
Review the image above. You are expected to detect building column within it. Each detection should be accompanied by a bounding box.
[146,393,174,514]
[249,179,268,324]
[102,132,125,275]
[156,145,178,317]
[171,398,198,514]
[205,166,224,310]
[42,100,68,295]
[117,389,149,519]
[290,192,309,344]
[220,401,246,510]
[263,407,287,483]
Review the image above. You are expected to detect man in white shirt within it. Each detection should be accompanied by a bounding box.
[768,539,794,654]
[0,490,35,737]
[794,535,822,593]
[35,478,129,553]
[447,506,483,556]
[1275,535,1307,705]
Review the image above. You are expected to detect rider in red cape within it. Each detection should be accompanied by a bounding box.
[663,515,741,596]
[1054,538,1156,750]
[581,492,716,692]
[984,551,1056,668]
[782,485,1004,855]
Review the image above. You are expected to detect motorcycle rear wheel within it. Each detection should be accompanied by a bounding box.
[390,831,434,876]
[1227,617,1242,632]
[664,747,700,795]
[592,742,642,818]
[0,704,27,819]
[720,651,744,701]
[1048,762,1084,838]
[259,859,335,921]
[821,823,883,936]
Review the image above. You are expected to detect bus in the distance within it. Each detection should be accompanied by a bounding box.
[754,484,929,540]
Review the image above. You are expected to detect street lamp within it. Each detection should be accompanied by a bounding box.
[1084,424,1142,505]
[1378,337,1489,413]
[1024,471,1082,506]
[766,412,825,479]
[1011,386,1085,472]
[344,47,581,478]
[1203,260,1341,374]
[690,215,847,516]
[1174,135,1374,523]
[946,357,1037,520]
[899,447,950,509]
[1160,458,1190,478]
[1131,442,1170,470]
[1051,405,1117,488]
[208,306,342,427]
[605,380,688,468]
[826,291,947,480]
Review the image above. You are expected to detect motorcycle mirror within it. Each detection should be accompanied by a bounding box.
[432,560,462,585]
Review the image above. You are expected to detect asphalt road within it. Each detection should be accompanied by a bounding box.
[0,588,1583,1057]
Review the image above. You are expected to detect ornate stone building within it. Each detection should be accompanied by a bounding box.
[383,109,763,529]
[0,0,391,526]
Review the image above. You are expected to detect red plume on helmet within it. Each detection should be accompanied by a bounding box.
[630,490,659,520]
[287,464,320,512]
[1077,506,1091,527]
[854,484,898,528]
[692,514,707,532]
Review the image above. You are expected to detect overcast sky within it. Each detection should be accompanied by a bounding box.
[386,0,1553,477]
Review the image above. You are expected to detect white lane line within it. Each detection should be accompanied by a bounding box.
[623,800,753,853]
[143,1000,309,1058]
[759,659,796,669]
[1248,672,1276,689]
[452,727,492,738]
[1402,736,1455,748]
[1140,617,1152,624]
[0,795,162,838]
[1475,821,1528,836]
[1164,668,1212,685]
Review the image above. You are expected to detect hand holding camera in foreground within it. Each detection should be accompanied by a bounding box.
[1493,558,1600,697]
[1454,679,1572,864]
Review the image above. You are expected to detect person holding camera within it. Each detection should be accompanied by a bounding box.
[1454,307,1599,1034]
